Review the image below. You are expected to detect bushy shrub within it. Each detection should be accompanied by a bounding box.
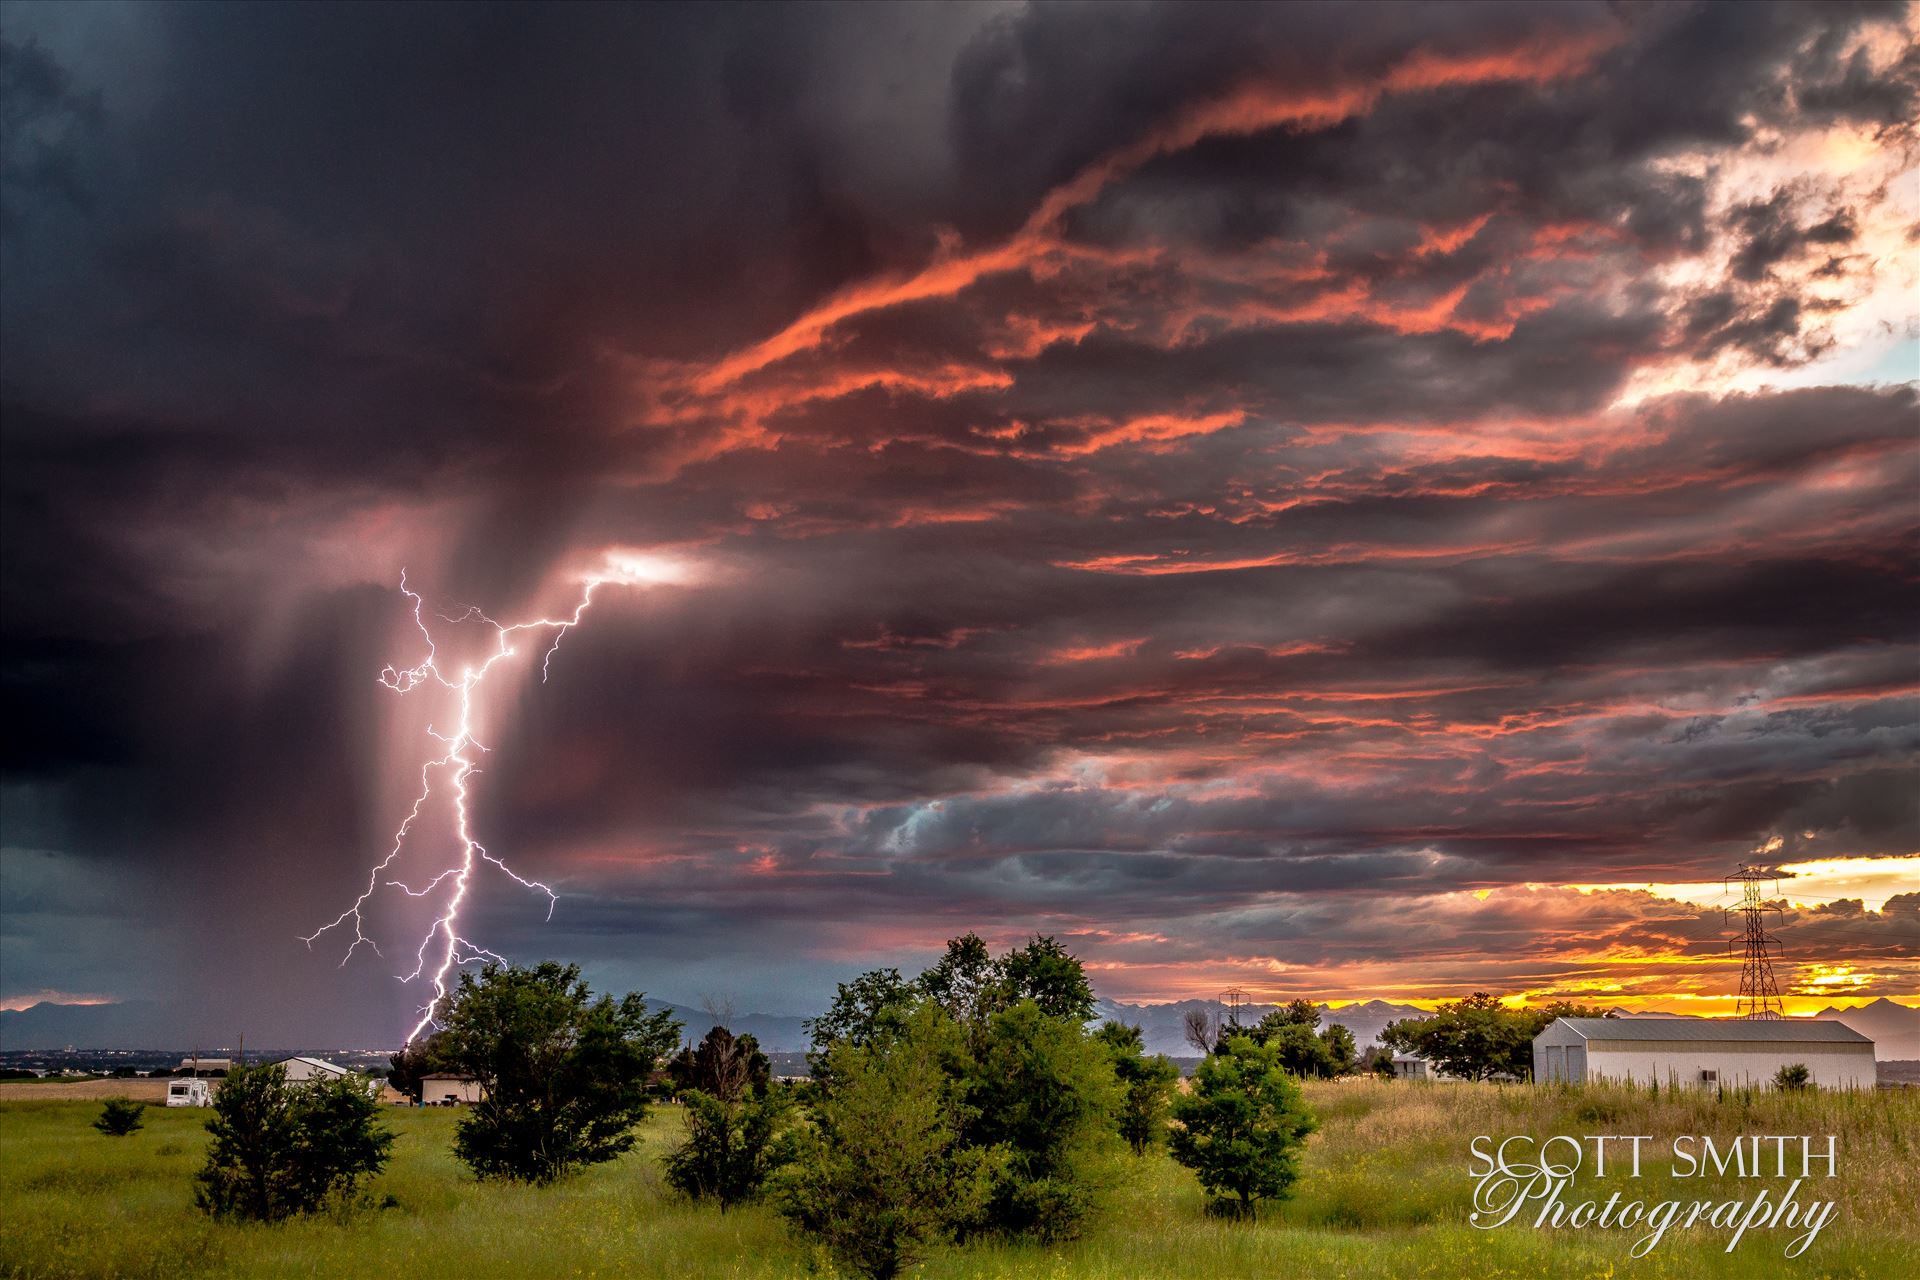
[789,934,1123,1270]
[1169,1035,1317,1220]
[778,1005,1004,1280]
[1095,1022,1180,1156]
[1240,1000,1358,1078]
[93,1098,146,1136]
[663,1086,793,1209]
[1774,1062,1812,1091]
[962,1001,1120,1240]
[194,1065,392,1221]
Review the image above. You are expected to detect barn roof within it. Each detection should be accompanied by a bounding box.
[1549,1017,1871,1044]
[274,1056,347,1072]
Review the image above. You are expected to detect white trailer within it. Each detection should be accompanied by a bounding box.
[165,1078,213,1107]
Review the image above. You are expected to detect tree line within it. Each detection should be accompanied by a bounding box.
[1179,992,1622,1084]
[1378,993,1615,1081]
[130,940,1329,1276]
[87,951,1633,1275]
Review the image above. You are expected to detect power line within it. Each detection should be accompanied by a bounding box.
[1726,864,1787,1019]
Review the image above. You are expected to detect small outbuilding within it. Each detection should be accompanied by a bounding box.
[1391,1053,1437,1080]
[274,1056,350,1083]
[420,1073,486,1105]
[1534,1017,1875,1089]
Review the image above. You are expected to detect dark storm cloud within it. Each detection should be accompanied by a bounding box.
[1727,192,1859,283]
[2,1,1915,1040]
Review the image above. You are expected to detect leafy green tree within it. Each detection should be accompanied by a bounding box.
[962,1001,1120,1240]
[1258,1020,1336,1077]
[913,933,1097,1034]
[1774,1063,1812,1091]
[997,936,1097,1024]
[805,966,918,1073]
[93,1098,146,1136]
[438,961,681,1183]
[1279,999,1321,1027]
[1244,1002,1357,1078]
[1095,1022,1180,1156]
[194,1064,393,1221]
[1320,1023,1358,1076]
[664,1086,793,1209]
[778,1005,1005,1279]
[794,934,1117,1253]
[1379,993,1525,1081]
[1381,995,1613,1081]
[1169,1036,1317,1220]
[917,933,1001,1026]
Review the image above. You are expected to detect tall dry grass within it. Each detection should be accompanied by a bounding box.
[2,1077,1913,1279]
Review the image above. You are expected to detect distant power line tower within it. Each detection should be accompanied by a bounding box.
[1725,864,1786,1019]
[1219,987,1251,1030]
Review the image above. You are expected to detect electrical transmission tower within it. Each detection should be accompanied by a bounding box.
[1219,987,1251,1031]
[1724,864,1785,1019]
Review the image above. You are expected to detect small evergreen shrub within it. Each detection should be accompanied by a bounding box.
[93,1098,145,1136]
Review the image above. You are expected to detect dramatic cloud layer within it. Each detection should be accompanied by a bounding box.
[2,1,1915,1043]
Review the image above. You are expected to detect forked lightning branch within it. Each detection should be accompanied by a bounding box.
[302,553,683,1042]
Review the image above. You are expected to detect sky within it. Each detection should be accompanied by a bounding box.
[1,1,1915,1047]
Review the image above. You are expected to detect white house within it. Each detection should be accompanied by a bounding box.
[1534,1018,1875,1090]
[274,1056,350,1083]
[420,1073,486,1105]
[1391,1053,1438,1080]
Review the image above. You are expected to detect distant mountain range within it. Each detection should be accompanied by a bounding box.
[1812,999,1919,1059]
[6,995,1914,1059]
[649,1003,812,1053]
[0,1000,179,1050]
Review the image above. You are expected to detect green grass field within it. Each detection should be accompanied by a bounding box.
[2,1079,1913,1279]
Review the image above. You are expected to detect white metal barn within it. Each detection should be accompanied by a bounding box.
[420,1073,486,1105]
[274,1056,350,1083]
[1534,1018,1875,1089]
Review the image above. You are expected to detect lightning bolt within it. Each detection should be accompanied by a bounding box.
[304,553,681,1043]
